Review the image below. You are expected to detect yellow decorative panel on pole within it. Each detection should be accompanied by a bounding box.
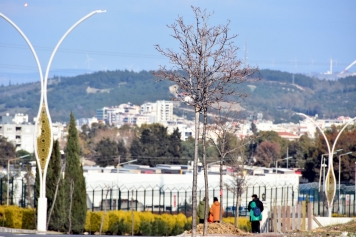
[36,104,52,173]
[325,159,336,212]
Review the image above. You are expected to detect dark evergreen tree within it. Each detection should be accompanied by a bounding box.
[117,140,128,163]
[46,140,66,231]
[168,128,181,158]
[94,138,118,167]
[63,113,87,233]
[34,162,39,208]
[250,122,258,135]
[0,136,16,168]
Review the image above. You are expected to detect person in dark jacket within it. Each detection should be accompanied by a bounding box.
[197,197,206,224]
[248,194,264,233]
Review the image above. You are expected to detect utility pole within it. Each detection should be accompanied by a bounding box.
[287,147,289,168]
[322,157,327,192]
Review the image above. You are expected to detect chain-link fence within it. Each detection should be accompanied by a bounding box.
[1,177,355,218]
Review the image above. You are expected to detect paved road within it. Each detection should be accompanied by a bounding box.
[0,227,284,237]
[0,233,285,237]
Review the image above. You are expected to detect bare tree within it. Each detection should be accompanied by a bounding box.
[23,164,35,207]
[225,158,248,228]
[100,186,111,235]
[208,103,251,223]
[255,141,281,168]
[154,6,257,235]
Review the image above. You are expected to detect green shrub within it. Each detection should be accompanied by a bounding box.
[0,205,6,227]
[5,206,23,228]
[84,211,109,233]
[171,222,185,235]
[184,216,192,231]
[175,213,187,228]
[139,220,152,236]
[21,208,35,229]
[138,211,155,223]
[110,218,130,235]
[126,211,141,234]
[152,217,170,236]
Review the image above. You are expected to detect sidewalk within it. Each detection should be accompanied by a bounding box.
[0,227,62,234]
[181,233,284,237]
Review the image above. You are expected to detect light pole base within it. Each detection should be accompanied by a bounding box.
[37,197,47,232]
[328,208,332,218]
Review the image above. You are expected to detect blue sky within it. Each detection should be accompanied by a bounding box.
[1,0,355,83]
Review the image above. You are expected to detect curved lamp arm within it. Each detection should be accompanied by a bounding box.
[331,117,356,155]
[44,10,106,92]
[296,113,331,154]
[0,13,44,100]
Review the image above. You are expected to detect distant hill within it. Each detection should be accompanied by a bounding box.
[0,69,355,123]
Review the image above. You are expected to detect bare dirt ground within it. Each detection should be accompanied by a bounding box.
[185,223,252,236]
[185,220,356,236]
[283,219,356,237]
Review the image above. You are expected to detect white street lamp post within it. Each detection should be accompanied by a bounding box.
[297,112,356,217]
[319,151,342,192]
[319,153,328,192]
[116,159,137,210]
[7,154,30,205]
[1,10,105,232]
[338,152,352,214]
[322,157,327,192]
[275,156,293,174]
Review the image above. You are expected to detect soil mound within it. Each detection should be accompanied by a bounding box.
[186,223,252,235]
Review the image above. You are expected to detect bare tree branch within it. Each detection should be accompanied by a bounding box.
[153,6,259,235]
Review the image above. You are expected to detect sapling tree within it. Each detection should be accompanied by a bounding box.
[154,6,258,235]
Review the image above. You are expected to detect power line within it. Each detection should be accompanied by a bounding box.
[0,43,164,59]
[0,43,351,68]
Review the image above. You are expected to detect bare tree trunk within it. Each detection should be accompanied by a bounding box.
[202,108,209,236]
[68,179,74,234]
[219,158,223,223]
[191,107,200,237]
[47,163,65,229]
[234,194,241,227]
[100,188,110,235]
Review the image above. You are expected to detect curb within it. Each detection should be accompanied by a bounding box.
[0,227,62,235]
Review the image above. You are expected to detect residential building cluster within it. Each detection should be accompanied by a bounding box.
[96,100,174,126]
[94,100,193,140]
[0,101,354,153]
[0,113,66,153]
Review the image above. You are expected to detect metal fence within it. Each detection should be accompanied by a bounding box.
[1,177,355,218]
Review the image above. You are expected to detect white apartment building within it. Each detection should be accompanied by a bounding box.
[0,123,34,152]
[0,113,66,153]
[112,113,150,127]
[76,117,99,128]
[155,100,173,122]
[164,119,194,141]
[97,103,140,125]
[13,113,29,124]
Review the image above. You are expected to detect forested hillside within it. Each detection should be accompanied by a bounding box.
[0,69,355,122]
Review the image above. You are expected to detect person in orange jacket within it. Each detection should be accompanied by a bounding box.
[209,197,224,223]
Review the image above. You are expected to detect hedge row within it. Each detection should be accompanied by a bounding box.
[85,210,252,235]
[0,205,251,235]
[85,210,191,235]
[0,205,36,229]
